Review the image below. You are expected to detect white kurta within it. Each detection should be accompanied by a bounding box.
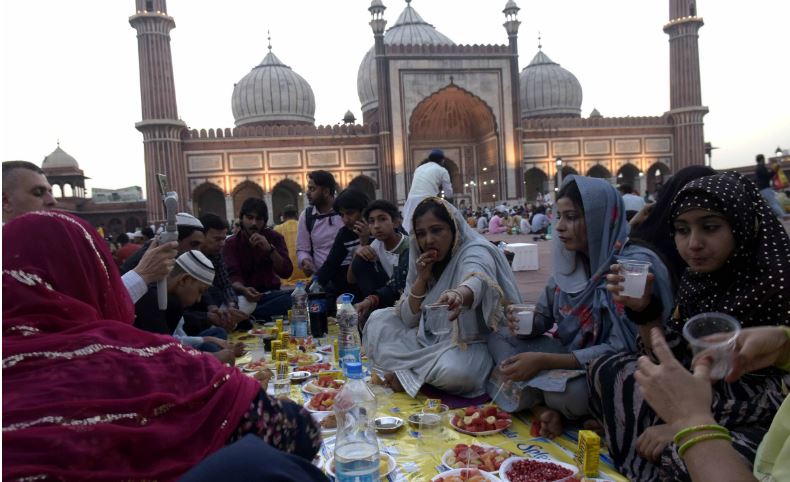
[402,163,453,234]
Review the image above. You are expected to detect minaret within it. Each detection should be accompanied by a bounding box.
[664,0,708,168]
[503,0,522,198]
[368,0,395,200]
[129,0,187,222]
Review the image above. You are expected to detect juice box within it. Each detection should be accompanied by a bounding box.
[333,339,339,363]
[275,317,283,333]
[279,332,290,347]
[275,349,289,364]
[275,361,289,379]
[270,340,282,357]
[575,430,600,477]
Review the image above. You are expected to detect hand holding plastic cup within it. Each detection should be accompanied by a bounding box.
[237,295,257,315]
[682,312,741,380]
[509,303,536,336]
[424,303,451,336]
[617,259,651,298]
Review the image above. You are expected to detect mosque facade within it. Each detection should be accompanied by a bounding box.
[130,0,707,223]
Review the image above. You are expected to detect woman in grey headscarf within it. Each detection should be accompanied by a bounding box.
[362,197,521,397]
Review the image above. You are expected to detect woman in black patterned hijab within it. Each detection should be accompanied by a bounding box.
[589,171,790,481]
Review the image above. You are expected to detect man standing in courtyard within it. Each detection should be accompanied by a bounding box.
[297,170,341,278]
[755,153,788,220]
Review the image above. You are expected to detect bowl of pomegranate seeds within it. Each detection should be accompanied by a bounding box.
[499,456,578,482]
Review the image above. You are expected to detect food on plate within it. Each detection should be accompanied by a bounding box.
[505,459,574,482]
[308,390,337,411]
[303,376,346,394]
[244,359,270,371]
[320,414,337,429]
[288,353,319,366]
[434,468,489,482]
[300,362,333,374]
[445,444,509,472]
[451,406,512,433]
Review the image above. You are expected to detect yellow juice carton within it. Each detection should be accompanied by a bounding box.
[424,398,442,412]
[275,349,289,364]
[270,340,282,357]
[279,332,290,347]
[275,361,289,378]
[575,430,600,477]
[333,338,339,363]
[275,317,283,333]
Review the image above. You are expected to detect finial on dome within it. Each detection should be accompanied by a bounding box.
[405,0,411,4]
[538,31,542,50]
[57,138,60,147]
[267,30,272,51]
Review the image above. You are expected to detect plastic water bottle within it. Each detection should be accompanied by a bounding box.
[337,294,361,368]
[334,361,380,482]
[291,281,309,338]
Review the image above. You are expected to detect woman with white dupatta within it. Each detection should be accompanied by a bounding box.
[362,197,522,397]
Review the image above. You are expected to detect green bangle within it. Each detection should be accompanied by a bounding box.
[777,327,790,372]
[673,424,729,445]
[678,432,732,458]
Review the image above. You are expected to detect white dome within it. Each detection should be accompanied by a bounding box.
[42,145,79,169]
[520,50,583,118]
[232,50,316,126]
[357,3,455,114]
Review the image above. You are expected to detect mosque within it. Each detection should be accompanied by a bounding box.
[130,0,707,223]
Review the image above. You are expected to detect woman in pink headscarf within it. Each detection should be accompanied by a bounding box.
[2,211,322,481]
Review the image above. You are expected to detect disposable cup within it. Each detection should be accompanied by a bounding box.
[424,303,451,336]
[618,259,651,298]
[510,303,536,336]
[682,312,741,380]
[237,295,257,315]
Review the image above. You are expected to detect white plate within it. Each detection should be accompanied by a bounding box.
[449,416,512,437]
[441,444,510,473]
[302,378,346,394]
[431,467,502,481]
[239,360,273,373]
[325,452,396,480]
[290,352,323,366]
[498,456,577,482]
[310,411,337,436]
[247,329,276,338]
[289,370,312,383]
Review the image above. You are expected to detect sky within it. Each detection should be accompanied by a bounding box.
[2,0,789,198]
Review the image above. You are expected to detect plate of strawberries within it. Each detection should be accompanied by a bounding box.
[442,443,511,473]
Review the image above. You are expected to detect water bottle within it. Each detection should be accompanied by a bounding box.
[337,294,361,368]
[333,361,380,482]
[291,281,308,338]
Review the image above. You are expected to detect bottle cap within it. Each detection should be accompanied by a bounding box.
[340,294,353,304]
[344,361,363,378]
[296,281,304,289]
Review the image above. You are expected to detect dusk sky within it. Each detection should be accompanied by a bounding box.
[2,0,788,196]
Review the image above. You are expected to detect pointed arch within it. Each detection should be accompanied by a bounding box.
[193,182,226,220]
[348,175,377,202]
[232,180,264,218]
[586,164,612,179]
[271,178,302,223]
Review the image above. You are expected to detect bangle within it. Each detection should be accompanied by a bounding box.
[447,288,464,304]
[408,288,426,299]
[678,432,732,458]
[673,424,729,445]
[776,327,790,372]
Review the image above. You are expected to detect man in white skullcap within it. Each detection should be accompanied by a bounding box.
[134,250,242,364]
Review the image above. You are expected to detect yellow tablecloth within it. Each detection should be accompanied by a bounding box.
[232,333,627,482]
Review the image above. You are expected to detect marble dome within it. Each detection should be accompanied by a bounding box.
[232,49,316,126]
[520,50,583,118]
[42,145,79,170]
[357,2,455,113]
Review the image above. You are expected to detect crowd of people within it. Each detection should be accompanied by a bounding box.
[2,150,790,481]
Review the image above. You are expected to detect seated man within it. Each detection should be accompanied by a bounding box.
[347,200,409,325]
[134,250,239,362]
[120,212,205,274]
[488,209,508,234]
[181,214,248,335]
[311,188,370,299]
[223,197,293,322]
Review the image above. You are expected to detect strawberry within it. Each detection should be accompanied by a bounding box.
[482,406,497,418]
[464,406,477,416]
[494,419,510,429]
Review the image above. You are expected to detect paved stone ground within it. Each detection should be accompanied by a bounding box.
[487,217,790,302]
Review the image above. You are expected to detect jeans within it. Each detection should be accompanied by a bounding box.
[760,187,787,219]
[195,326,227,352]
[251,289,293,322]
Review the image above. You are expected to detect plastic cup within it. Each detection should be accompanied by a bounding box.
[682,312,741,380]
[237,295,257,315]
[424,303,451,336]
[618,259,651,298]
[510,303,536,336]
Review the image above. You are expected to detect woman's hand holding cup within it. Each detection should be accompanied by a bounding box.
[606,263,654,312]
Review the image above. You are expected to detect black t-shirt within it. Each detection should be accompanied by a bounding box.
[755,164,774,190]
[134,285,184,335]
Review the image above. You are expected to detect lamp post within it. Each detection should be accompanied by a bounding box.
[555,157,563,203]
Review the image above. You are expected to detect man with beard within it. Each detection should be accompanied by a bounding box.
[223,197,293,321]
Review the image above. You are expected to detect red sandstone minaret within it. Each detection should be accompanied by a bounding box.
[129,0,187,222]
[664,0,708,168]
